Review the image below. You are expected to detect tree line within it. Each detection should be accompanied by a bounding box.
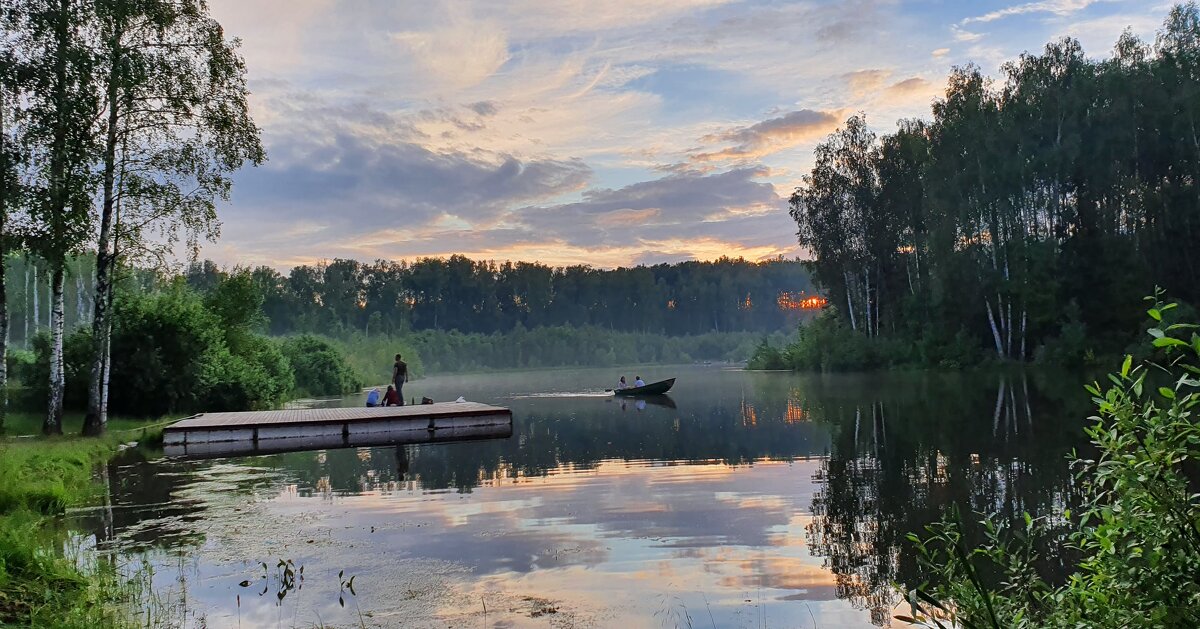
[182,255,816,339]
[1,0,262,435]
[788,4,1200,367]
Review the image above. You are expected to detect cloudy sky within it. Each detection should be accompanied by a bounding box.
[201,0,1169,270]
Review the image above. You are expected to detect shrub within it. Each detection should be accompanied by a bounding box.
[203,336,294,412]
[25,329,93,412]
[108,286,228,416]
[5,350,35,387]
[280,335,362,396]
[747,338,787,370]
[103,286,294,416]
[902,294,1200,628]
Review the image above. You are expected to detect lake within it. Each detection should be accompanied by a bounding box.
[73,365,1094,628]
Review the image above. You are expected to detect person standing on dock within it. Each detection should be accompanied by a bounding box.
[393,354,409,404]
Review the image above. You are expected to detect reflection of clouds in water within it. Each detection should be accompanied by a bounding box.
[405,459,880,628]
[92,367,1086,628]
[115,457,879,627]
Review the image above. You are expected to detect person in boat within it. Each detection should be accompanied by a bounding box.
[617,376,628,390]
[365,388,381,407]
[392,353,409,405]
[383,384,401,406]
[634,376,646,387]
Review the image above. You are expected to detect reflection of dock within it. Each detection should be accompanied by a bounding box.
[163,402,513,458]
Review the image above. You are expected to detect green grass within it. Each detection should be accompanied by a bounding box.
[1,410,168,439]
[0,413,168,627]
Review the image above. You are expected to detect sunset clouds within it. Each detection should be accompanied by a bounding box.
[203,0,1166,269]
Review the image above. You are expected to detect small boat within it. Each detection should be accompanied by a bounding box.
[613,378,675,396]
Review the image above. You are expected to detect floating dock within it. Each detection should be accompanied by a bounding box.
[162,402,513,458]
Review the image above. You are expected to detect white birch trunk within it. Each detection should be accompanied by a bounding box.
[23,265,28,346]
[45,267,66,435]
[863,267,872,338]
[844,271,857,332]
[1019,309,1027,361]
[75,269,86,323]
[1022,373,1033,428]
[1005,299,1013,359]
[993,377,1006,437]
[906,255,915,296]
[854,407,861,455]
[985,299,1004,359]
[32,264,39,334]
[878,402,886,447]
[1008,384,1018,437]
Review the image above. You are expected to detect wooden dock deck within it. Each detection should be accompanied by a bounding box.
[163,401,513,457]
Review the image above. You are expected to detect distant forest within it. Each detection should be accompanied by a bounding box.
[785,5,1200,367]
[178,255,817,339]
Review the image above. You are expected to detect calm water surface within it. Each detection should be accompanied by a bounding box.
[74,366,1093,628]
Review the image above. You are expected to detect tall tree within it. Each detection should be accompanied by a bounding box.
[20,0,99,434]
[0,3,23,433]
[790,115,881,335]
[82,0,263,435]
[787,4,1200,366]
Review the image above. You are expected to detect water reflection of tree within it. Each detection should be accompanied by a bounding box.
[804,371,1091,626]
[268,375,836,494]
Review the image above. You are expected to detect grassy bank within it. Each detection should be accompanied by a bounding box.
[0,413,165,627]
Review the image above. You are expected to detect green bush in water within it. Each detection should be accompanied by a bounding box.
[902,294,1200,628]
[746,337,787,370]
[280,334,362,396]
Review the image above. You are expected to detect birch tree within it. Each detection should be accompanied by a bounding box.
[19,0,99,434]
[0,4,23,433]
[81,0,263,435]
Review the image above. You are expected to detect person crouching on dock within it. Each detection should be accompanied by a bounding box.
[383,385,401,406]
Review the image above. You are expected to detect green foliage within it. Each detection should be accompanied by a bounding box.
[19,330,93,411]
[0,430,158,626]
[330,326,764,382]
[0,510,128,627]
[902,295,1200,628]
[1034,301,1097,367]
[5,348,35,387]
[197,256,814,339]
[789,4,1200,367]
[108,286,296,414]
[325,333,423,386]
[106,285,227,416]
[22,283,308,416]
[279,334,362,396]
[401,327,760,375]
[749,307,980,371]
[202,335,293,412]
[746,338,787,370]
